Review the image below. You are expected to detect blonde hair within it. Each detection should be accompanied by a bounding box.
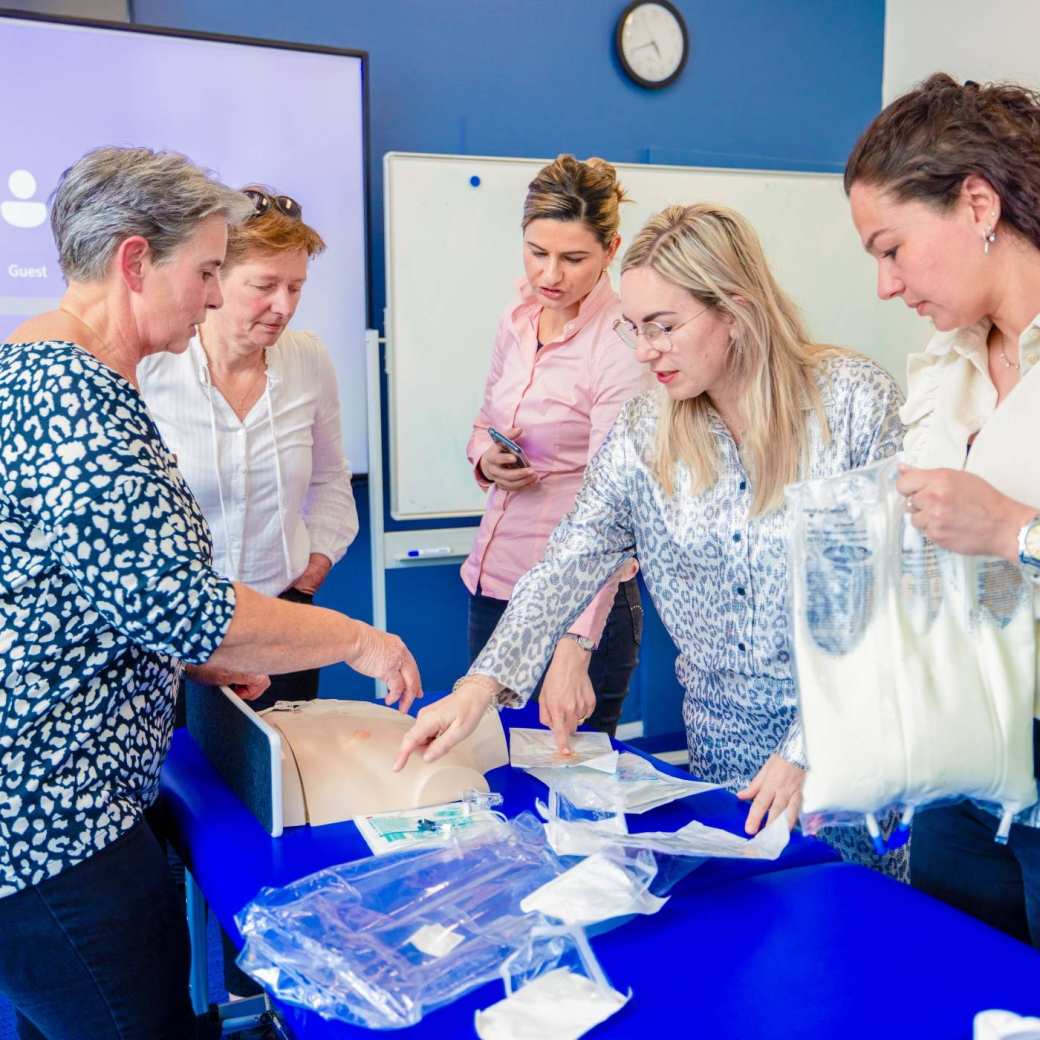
[522,154,629,247]
[622,203,836,516]
[223,184,326,269]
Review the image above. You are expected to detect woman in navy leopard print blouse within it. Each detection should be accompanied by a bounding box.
[0,147,422,1040]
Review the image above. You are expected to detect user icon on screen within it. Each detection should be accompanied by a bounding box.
[2,170,48,229]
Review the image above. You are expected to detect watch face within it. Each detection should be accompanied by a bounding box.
[1025,519,1040,562]
[618,1,688,88]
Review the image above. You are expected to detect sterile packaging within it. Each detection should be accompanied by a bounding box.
[974,1009,1040,1040]
[475,927,630,1039]
[235,813,592,1029]
[538,790,789,862]
[520,845,667,926]
[525,751,718,814]
[475,966,629,1040]
[508,728,618,772]
[354,791,504,855]
[786,457,1038,849]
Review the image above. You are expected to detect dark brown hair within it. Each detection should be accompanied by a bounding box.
[844,72,1040,250]
[521,154,629,248]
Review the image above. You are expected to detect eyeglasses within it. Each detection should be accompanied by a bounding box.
[243,188,303,221]
[612,306,709,353]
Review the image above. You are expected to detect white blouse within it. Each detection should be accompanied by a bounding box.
[900,317,1040,827]
[138,330,358,597]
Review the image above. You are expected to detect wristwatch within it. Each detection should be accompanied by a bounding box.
[562,632,596,652]
[1018,514,1040,571]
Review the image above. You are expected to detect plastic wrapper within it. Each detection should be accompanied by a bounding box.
[974,1009,1040,1040]
[475,927,630,1039]
[787,457,1038,849]
[520,845,667,926]
[537,790,788,864]
[235,813,585,1030]
[508,728,618,772]
[525,751,718,814]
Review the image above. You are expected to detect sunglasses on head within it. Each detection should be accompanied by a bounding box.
[243,188,303,220]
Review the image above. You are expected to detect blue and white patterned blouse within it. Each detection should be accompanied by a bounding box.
[0,341,236,897]
[472,352,907,873]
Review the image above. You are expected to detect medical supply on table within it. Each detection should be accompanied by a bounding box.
[786,457,1037,849]
[520,846,667,926]
[525,751,718,814]
[235,813,611,1030]
[974,1009,1040,1039]
[475,965,629,1040]
[538,793,790,861]
[509,728,618,772]
[355,791,505,854]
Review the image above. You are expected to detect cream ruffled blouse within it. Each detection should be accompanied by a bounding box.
[900,316,1040,727]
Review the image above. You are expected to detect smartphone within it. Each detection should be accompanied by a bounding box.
[488,427,532,469]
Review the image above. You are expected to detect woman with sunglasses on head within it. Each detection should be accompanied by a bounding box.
[462,155,649,752]
[398,203,908,876]
[846,74,1040,946]
[140,186,358,713]
[139,187,362,999]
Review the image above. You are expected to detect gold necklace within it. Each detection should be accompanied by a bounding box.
[199,333,267,413]
[991,327,1019,369]
[228,365,266,412]
[58,305,109,355]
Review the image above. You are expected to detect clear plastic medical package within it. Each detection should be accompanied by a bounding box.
[786,456,1038,849]
[234,813,612,1030]
[537,789,789,864]
[525,751,718,814]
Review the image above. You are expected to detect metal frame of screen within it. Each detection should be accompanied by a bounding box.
[0,5,373,328]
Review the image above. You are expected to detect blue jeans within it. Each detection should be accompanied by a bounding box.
[468,578,643,735]
[0,819,207,1039]
[910,721,1040,948]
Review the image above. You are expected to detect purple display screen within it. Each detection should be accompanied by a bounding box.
[0,16,369,469]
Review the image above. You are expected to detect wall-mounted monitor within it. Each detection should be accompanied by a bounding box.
[0,10,370,469]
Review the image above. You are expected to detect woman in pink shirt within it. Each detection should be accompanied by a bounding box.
[462,154,648,749]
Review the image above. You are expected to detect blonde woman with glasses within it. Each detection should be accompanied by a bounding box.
[397,203,906,874]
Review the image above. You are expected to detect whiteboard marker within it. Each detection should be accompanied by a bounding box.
[406,547,452,558]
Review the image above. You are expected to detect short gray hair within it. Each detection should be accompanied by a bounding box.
[50,146,255,282]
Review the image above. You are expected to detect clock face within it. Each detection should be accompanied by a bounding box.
[618,1,689,89]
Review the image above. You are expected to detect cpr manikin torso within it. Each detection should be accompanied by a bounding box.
[262,699,509,826]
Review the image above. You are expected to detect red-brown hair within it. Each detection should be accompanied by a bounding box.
[224,185,326,268]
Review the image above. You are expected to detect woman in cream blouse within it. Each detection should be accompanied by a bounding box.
[847,73,1040,947]
[140,187,358,711]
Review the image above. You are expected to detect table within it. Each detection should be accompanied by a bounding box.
[155,704,1040,1038]
[273,862,1040,1040]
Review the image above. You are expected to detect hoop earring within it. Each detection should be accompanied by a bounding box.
[984,227,997,254]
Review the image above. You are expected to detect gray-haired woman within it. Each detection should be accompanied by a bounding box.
[0,147,421,1039]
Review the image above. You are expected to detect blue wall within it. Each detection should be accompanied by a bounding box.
[132,0,886,724]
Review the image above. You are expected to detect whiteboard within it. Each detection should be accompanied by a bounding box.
[384,152,923,521]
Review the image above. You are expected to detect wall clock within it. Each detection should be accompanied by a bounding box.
[616,1,689,89]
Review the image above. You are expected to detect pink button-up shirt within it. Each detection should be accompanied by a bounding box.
[461,273,650,641]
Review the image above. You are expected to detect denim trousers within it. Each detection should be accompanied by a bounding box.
[467,577,643,735]
[910,720,1040,948]
[0,818,209,1039]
